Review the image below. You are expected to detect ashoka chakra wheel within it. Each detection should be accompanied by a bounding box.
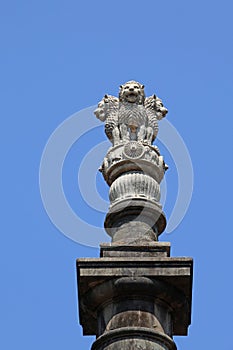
[123,141,144,159]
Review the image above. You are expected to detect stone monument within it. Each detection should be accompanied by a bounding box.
[76,81,193,350]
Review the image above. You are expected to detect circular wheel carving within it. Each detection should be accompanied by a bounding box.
[123,141,144,159]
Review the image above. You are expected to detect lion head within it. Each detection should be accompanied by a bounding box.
[119,81,145,104]
[145,94,168,120]
[94,94,119,121]
[154,96,168,120]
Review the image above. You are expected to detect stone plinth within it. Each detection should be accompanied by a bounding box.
[77,243,193,350]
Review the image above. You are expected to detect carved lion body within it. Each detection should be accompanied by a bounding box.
[94,80,168,145]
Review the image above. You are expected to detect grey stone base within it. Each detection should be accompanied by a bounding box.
[77,244,192,336]
[91,328,177,350]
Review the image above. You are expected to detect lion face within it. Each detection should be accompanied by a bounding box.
[119,81,145,104]
[156,98,168,119]
[94,99,106,121]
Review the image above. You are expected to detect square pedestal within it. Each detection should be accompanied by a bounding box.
[77,243,193,337]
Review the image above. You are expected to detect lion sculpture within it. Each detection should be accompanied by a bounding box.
[94,80,168,145]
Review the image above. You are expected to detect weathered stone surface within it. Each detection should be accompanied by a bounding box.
[100,242,171,258]
[99,297,172,335]
[104,199,166,244]
[77,254,193,337]
[91,328,177,350]
[100,142,165,186]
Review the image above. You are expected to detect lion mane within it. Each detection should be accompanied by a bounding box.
[94,81,168,145]
[119,80,145,105]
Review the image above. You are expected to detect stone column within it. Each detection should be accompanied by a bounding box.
[77,243,192,350]
[76,81,193,350]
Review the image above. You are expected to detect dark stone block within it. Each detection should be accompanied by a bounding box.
[77,253,193,337]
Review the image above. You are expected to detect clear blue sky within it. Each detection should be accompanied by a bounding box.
[1,1,233,349]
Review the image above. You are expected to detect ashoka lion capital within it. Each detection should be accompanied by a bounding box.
[95,81,168,244]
